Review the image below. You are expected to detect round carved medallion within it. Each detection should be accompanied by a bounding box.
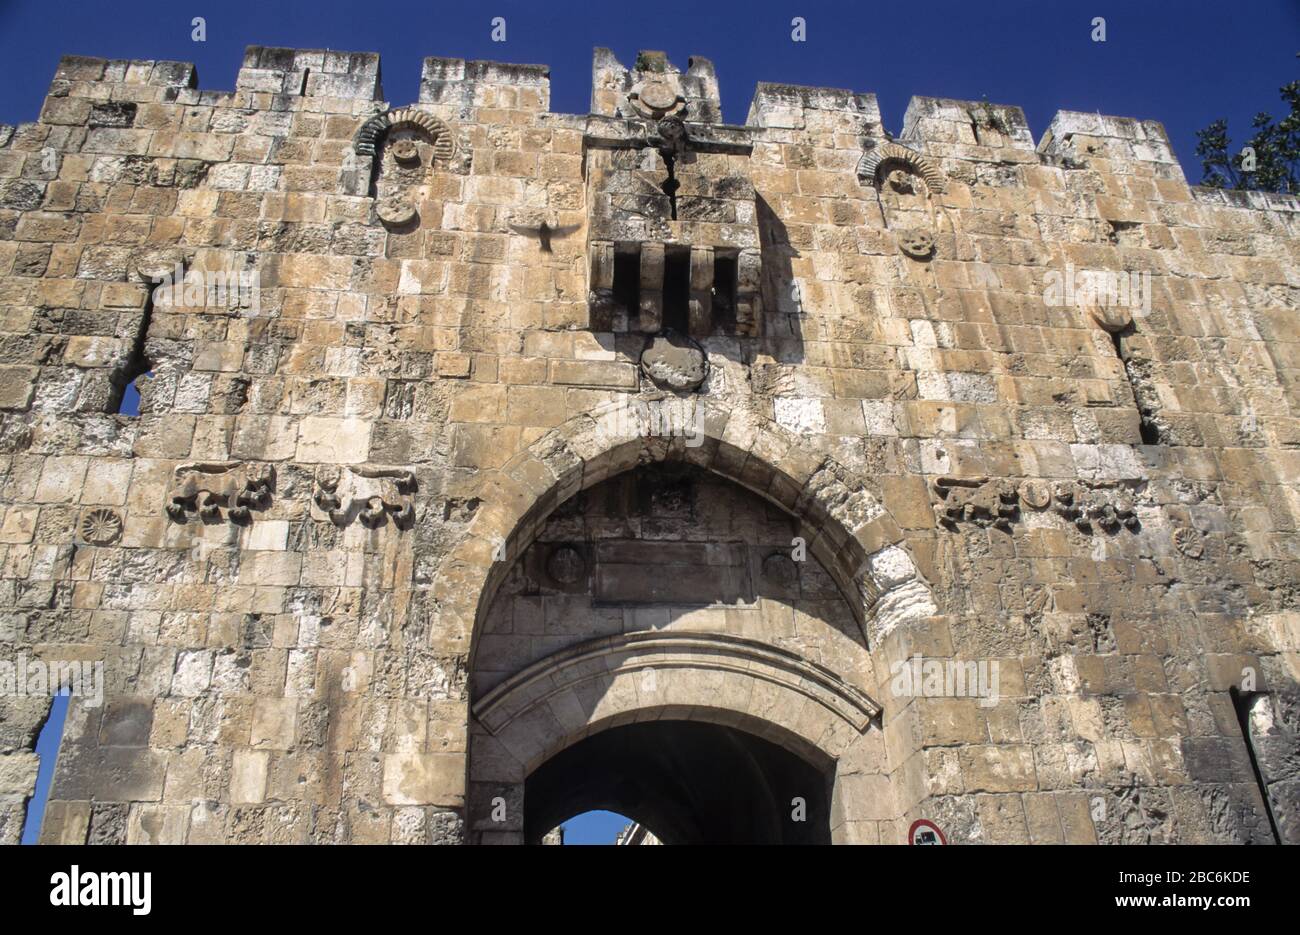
[547,546,586,585]
[1173,527,1204,559]
[629,78,685,119]
[640,332,708,392]
[1018,480,1052,510]
[80,508,123,546]
[377,196,416,226]
[898,228,935,260]
[389,139,420,165]
[762,552,798,588]
[640,80,678,112]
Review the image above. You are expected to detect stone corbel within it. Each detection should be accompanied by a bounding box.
[688,245,714,338]
[734,248,762,337]
[638,242,665,333]
[312,464,417,530]
[166,462,274,525]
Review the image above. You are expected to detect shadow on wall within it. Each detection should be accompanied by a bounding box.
[471,463,869,701]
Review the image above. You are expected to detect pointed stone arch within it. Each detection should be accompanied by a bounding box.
[427,395,938,662]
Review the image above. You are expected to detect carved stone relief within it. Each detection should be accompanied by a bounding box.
[897,228,936,260]
[1051,483,1140,533]
[312,464,417,529]
[628,77,686,120]
[640,331,708,392]
[354,107,457,230]
[545,545,587,585]
[79,508,123,546]
[165,462,274,525]
[858,141,949,260]
[1172,526,1204,558]
[1017,480,1052,510]
[932,476,1019,530]
[934,477,1142,535]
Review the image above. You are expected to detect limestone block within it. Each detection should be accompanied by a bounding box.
[64,336,122,368]
[35,456,89,503]
[0,752,39,796]
[296,416,372,464]
[0,506,39,544]
[774,397,825,435]
[230,750,269,804]
[549,359,638,390]
[959,745,1039,794]
[0,366,38,410]
[246,520,289,551]
[383,753,465,807]
[251,698,298,750]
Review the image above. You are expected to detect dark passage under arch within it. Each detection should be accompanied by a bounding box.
[525,720,832,845]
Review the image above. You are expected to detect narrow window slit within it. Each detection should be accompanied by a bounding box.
[110,286,155,416]
[711,252,738,333]
[660,154,680,221]
[662,246,690,334]
[1108,326,1161,445]
[612,247,641,331]
[1228,687,1283,845]
[20,692,70,845]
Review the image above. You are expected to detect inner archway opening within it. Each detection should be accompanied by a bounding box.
[524,720,832,845]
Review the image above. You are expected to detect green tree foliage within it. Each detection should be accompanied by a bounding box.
[1195,55,1299,193]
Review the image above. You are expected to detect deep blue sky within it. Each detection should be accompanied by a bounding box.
[562,810,632,844]
[1,0,1297,183]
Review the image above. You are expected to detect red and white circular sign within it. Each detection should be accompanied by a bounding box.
[908,819,946,845]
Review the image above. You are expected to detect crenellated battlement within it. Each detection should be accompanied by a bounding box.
[11,43,1294,209]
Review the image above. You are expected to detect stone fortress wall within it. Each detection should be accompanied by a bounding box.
[0,44,1297,843]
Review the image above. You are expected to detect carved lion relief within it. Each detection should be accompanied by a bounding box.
[312,464,417,529]
[933,476,1142,536]
[166,462,274,525]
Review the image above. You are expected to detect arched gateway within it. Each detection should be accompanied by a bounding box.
[427,397,940,843]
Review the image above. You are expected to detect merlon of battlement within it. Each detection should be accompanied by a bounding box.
[745,83,880,133]
[420,56,550,111]
[591,48,721,124]
[236,46,381,100]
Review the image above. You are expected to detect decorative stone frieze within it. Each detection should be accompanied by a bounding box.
[165,462,274,526]
[312,464,417,529]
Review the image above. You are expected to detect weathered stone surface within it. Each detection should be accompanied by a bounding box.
[640,333,707,392]
[0,43,1295,846]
